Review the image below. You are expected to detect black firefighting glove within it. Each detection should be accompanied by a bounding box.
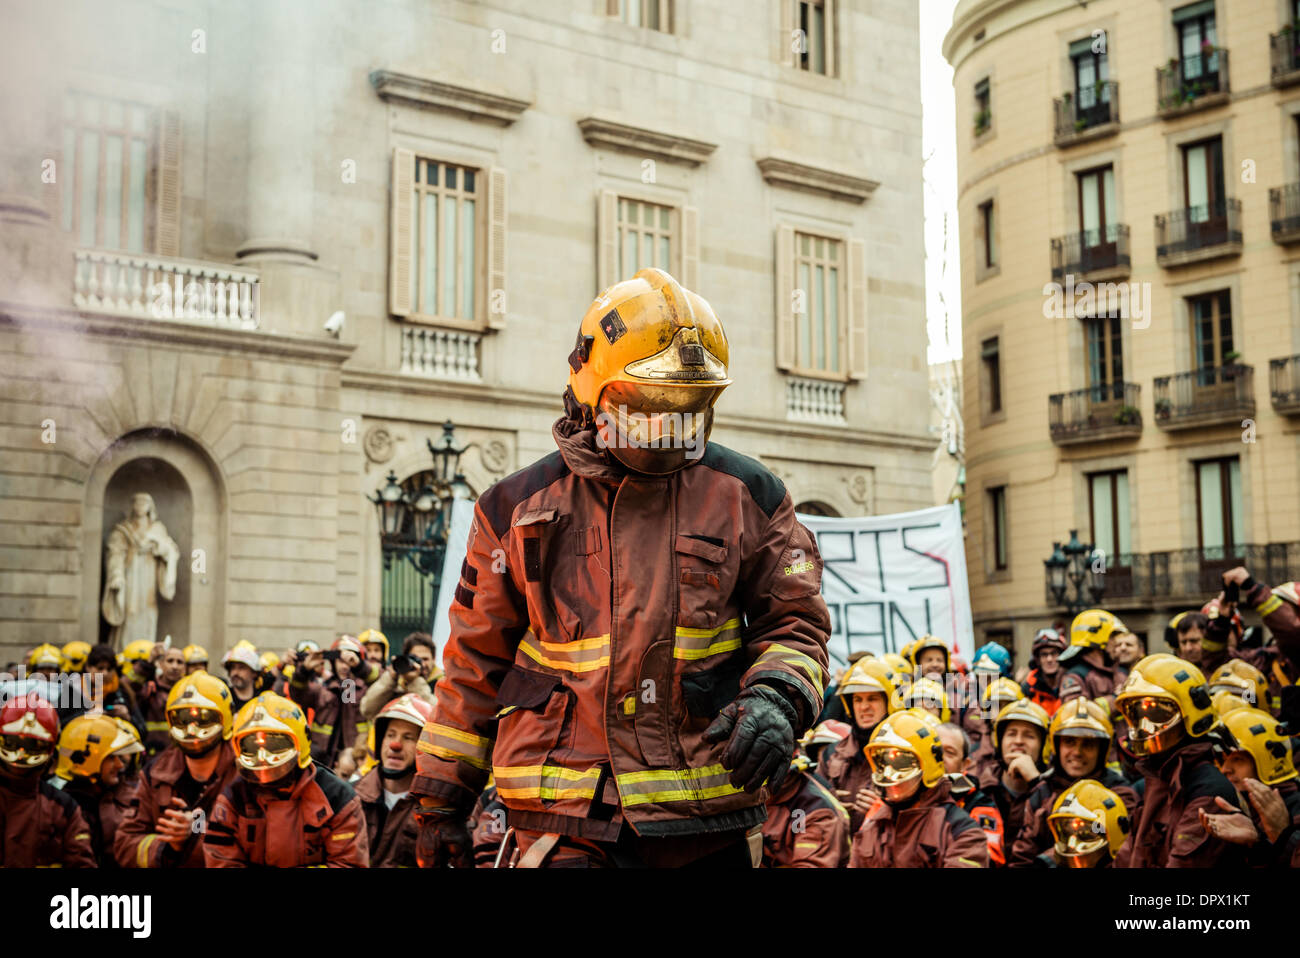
[703,683,799,794]
[414,800,473,868]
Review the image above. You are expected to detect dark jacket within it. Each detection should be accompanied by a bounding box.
[61,776,134,868]
[1008,765,1139,867]
[471,784,507,867]
[849,776,988,868]
[0,771,97,867]
[353,768,420,868]
[287,672,370,770]
[817,726,876,834]
[114,744,237,868]
[1058,657,1120,709]
[1116,739,1241,868]
[1021,669,1062,717]
[762,766,849,867]
[976,761,1037,864]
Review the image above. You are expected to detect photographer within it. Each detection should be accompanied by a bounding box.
[359,632,438,723]
[286,636,371,770]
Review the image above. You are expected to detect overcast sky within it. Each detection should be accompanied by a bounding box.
[920,0,962,365]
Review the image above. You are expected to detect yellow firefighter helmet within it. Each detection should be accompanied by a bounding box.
[1061,609,1129,663]
[898,676,951,723]
[1212,689,1251,717]
[865,708,947,802]
[60,641,91,673]
[980,676,1025,714]
[882,652,913,677]
[55,714,143,782]
[908,635,951,674]
[182,644,209,666]
[992,698,1051,753]
[27,643,63,671]
[1048,779,1130,867]
[166,671,234,753]
[1115,653,1216,756]
[1208,660,1269,712]
[1043,697,1112,768]
[1214,707,1297,786]
[568,268,730,475]
[838,658,898,706]
[231,692,311,784]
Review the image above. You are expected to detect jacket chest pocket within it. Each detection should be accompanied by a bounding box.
[495,666,573,763]
[674,534,733,631]
[513,507,593,644]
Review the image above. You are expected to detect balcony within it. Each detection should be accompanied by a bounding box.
[1048,382,1141,446]
[1155,199,1242,267]
[1270,183,1300,245]
[1053,81,1119,147]
[1270,355,1300,416]
[1050,224,1130,283]
[1156,50,1230,117]
[400,326,482,382]
[1153,364,1255,430]
[1045,543,1300,605]
[1270,28,1300,87]
[73,249,260,329]
[786,375,846,424]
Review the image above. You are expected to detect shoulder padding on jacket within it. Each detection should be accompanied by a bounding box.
[313,764,358,816]
[477,451,569,539]
[1182,757,1238,806]
[943,801,984,837]
[699,443,787,519]
[41,779,82,817]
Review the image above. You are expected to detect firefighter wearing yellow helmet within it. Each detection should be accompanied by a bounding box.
[181,644,209,674]
[909,635,950,679]
[61,640,91,673]
[820,658,897,833]
[203,692,369,866]
[1207,659,1270,714]
[1058,609,1129,709]
[1008,698,1138,866]
[1113,654,1239,867]
[165,670,234,754]
[26,643,63,677]
[55,713,143,865]
[849,709,988,867]
[1199,707,1300,865]
[1045,779,1131,868]
[898,676,951,723]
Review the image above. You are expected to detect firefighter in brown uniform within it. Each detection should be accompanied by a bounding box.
[1211,568,1300,717]
[411,269,830,868]
[204,692,369,867]
[1113,654,1241,867]
[1199,707,1300,867]
[974,699,1050,866]
[54,713,143,866]
[968,677,1023,783]
[1008,697,1138,866]
[762,752,850,867]
[818,658,898,834]
[115,671,239,868]
[1040,779,1132,868]
[353,693,431,867]
[141,646,187,758]
[1021,628,1067,717]
[1058,609,1129,709]
[0,694,96,868]
[849,709,987,868]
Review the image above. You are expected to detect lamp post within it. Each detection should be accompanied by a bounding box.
[1044,529,1102,615]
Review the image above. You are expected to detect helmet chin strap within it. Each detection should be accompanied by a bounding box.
[380,762,415,781]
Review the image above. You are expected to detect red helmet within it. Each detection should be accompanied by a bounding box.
[0,694,60,775]
[1032,628,1067,658]
[373,693,433,745]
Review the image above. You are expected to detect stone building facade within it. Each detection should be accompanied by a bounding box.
[0,0,933,664]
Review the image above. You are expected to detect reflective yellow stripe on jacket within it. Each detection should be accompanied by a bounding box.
[137,833,159,868]
[752,642,823,690]
[616,763,745,807]
[144,721,169,733]
[517,631,611,673]
[673,618,742,661]
[417,723,493,769]
[494,763,602,801]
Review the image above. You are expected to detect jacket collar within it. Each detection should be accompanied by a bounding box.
[352,767,382,804]
[552,416,627,483]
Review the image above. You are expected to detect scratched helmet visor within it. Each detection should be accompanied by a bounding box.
[1118,696,1184,756]
[235,731,299,784]
[0,734,55,771]
[595,381,723,476]
[167,707,225,755]
[1049,815,1109,868]
[866,745,923,803]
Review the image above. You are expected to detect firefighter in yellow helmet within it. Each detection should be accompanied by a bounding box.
[1042,779,1131,868]
[1198,707,1300,867]
[909,635,950,679]
[899,676,951,722]
[975,699,1050,865]
[1059,609,1129,709]
[118,639,156,693]
[1208,659,1270,714]
[55,713,143,865]
[848,709,987,868]
[1008,698,1138,866]
[203,692,369,867]
[27,643,63,678]
[61,640,91,673]
[967,677,1025,783]
[181,644,209,674]
[114,671,240,868]
[412,269,829,868]
[1113,653,1240,867]
[882,652,913,683]
[820,658,897,833]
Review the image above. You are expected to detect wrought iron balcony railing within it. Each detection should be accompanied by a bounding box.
[1047,543,1300,604]
[1270,354,1300,415]
[1048,381,1141,445]
[1270,183,1300,244]
[1270,28,1300,87]
[1153,364,1255,430]
[1157,49,1230,115]
[1053,81,1119,144]
[1050,224,1130,282]
[1155,198,1242,266]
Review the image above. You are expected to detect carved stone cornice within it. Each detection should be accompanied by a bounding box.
[369,69,531,126]
[755,155,880,204]
[577,116,718,167]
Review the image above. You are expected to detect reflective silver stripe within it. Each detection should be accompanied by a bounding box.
[517,630,610,673]
[615,763,745,806]
[673,618,742,660]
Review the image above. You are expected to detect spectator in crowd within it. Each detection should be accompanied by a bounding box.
[222,644,261,712]
[359,632,438,723]
[54,713,143,866]
[353,693,432,867]
[142,646,187,758]
[1173,612,1212,668]
[286,636,370,771]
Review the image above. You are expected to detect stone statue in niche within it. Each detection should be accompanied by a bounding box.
[101,492,180,646]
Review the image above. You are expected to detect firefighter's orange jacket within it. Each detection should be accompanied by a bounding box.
[413,416,830,840]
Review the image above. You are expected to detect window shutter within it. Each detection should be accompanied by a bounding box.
[486,166,508,330]
[597,189,618,294]
[775,224,795,371]
[1172,1,1214,24]
[847,237,868,380]
[825,0,836,78]
[153,109,182,257]
[388,147,415,318]
[779,0,795,67]
[681,204,699,289]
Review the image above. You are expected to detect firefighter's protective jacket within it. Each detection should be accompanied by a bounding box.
[412,416,830,839]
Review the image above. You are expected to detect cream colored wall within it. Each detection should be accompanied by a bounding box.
[947,0,1300,666]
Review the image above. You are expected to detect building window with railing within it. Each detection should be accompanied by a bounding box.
[792,232,845,377]
[608,0,672,33]
[1071,35,1110,120]
[974,77,991,136]
[1085,313,1124,396]
[1159,1,1227,112]
[1088,470,1131,564]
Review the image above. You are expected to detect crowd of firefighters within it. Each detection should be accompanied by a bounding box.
[1,565,1298,868]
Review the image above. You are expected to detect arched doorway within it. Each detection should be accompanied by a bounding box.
[794,500,841,517]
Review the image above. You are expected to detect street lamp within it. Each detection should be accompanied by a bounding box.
[1044,529,1102,615]
[427,420,470,486]
[368,471,407,538]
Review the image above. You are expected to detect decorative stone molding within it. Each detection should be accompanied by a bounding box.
[844,472,873,506]
[363,425,395,464]
[370,69,531,125]
[755,156,880,204]
[576,116,718,166]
